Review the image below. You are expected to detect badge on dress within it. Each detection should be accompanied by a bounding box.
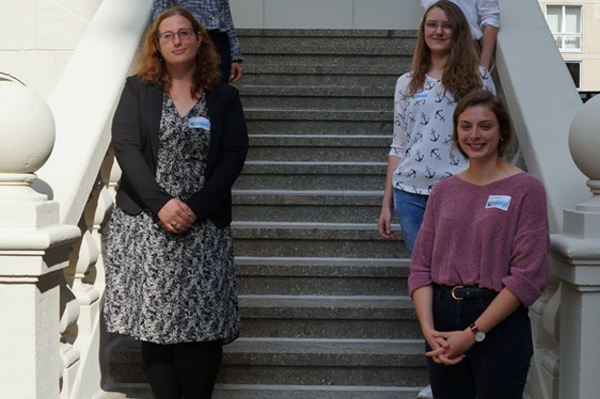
[189,116,210,130]
[486,195,511,211]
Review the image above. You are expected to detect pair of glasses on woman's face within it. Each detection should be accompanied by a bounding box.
[158,28,196,42]
[424,21,453,32]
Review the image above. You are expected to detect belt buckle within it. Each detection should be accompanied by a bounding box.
[451,285,464,300]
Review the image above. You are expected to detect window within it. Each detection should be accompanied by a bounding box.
[546,5,582,51]
[566,62,581,89]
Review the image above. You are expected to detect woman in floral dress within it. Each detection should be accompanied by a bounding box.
[104,7,248,398]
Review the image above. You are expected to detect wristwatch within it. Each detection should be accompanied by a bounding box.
[469,323,486,342]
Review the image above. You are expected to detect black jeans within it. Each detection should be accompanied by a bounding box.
[208,30,231,84]
[427,284,533,399]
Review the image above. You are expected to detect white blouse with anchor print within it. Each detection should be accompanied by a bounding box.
[390,66,496,196]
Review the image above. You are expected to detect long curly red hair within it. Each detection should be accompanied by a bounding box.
[137,7,221,97]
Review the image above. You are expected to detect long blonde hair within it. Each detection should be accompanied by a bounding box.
[136,7,222,97]
[408,0,482,99]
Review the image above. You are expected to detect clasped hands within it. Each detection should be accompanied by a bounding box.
[424,328,476,366]
[157,198,197,234]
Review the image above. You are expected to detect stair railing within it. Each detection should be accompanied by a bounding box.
[24,0,152,398]
[494,1,590,398]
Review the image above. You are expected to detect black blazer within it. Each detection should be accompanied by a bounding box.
[111,75,248,228]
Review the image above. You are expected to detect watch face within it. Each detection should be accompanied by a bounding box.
[475,331,486,342]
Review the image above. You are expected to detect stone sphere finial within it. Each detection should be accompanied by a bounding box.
[569,94,600,211]
[0,75,55,174]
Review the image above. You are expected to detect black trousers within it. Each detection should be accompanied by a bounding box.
[208,30,231,84]
[427,285,533,399]
[141,340,223,399]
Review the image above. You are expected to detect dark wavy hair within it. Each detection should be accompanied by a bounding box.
[453,90,512,158]
[409,0,482,100]
[137,6,221,96]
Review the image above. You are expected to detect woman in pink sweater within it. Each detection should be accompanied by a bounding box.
[408,90,550,399]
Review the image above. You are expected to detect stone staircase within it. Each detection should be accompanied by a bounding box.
[102,29,426,399]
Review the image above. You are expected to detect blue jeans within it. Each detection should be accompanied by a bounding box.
[393,188,428,255]
[427,285,533,399]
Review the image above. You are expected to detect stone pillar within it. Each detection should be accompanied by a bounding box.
[0,76,80,399]
[551,94,600,399]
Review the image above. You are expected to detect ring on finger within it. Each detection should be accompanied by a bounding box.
[171,221,180,230]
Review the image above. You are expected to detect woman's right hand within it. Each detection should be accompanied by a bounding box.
[378,205,396,239]
[157,199,197,233]
[423,328,448,364]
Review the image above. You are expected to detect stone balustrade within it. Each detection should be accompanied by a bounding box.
[550,94,600,399]
[0,75,80,399]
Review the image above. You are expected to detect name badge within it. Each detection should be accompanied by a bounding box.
[411,90,429,100]
[189,116,210,130]
[486,195,511,211]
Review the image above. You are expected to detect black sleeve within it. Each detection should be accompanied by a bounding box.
[112,77,172,215]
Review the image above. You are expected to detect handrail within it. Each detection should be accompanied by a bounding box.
[26,1,153,398]
[35,0,153,225]
[495,0,587,232]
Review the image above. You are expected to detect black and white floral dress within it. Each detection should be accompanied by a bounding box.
[104,93,240,344]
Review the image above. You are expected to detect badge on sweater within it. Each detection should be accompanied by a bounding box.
[189,116,210,130]
[486,195,511,211]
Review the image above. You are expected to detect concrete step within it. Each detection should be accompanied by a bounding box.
[245,109,392,135]
[235,161,386,191]
[238,66,405,87]
[109,337,428,386]
[241,53,410,71]
[238,295,420,339]
[232,189,386,223]
[235,257,408,296]
[231,222,407,258]
[246,134,390,162]
[238,29,417,54]
[245,109,392,122]
[239,86,393,111]
[100,384,423,399]
[247,118,393,136]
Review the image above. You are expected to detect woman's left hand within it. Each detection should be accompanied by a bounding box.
[430,329,475,364]
[157,199,197,233]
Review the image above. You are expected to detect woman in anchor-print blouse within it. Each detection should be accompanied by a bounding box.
[378,0,495,254]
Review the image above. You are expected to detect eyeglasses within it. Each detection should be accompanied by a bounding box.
[158,29,196,42]
[424,21,453,32]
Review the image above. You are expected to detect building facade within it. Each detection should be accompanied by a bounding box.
[538,0,600,93]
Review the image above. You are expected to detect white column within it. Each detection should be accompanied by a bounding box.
[0,76,80,399]
[551,94,600,399]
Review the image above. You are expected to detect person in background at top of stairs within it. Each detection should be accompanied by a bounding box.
[104,7,248,399]
[418,0,500,71]
[378,0,495,255]
[152,0,244,83]
[409,90,550,399]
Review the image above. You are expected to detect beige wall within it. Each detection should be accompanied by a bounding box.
[229,0,422,29]
[0,0,101,100]
[539,1,600,91]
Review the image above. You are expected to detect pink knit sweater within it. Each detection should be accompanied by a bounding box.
[408,173,550,307]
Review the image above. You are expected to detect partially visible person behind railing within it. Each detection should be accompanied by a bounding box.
[104,6,248,399]
[409,90,550,399]
[152,0,244,83]
[418,0,500,71]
